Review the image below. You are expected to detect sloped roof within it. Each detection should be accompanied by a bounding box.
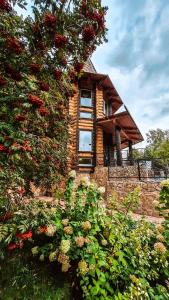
[83,59,97,73]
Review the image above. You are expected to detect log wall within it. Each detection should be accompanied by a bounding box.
[68,80,105,172]
[67,83,79,170]
[96,86,104,166]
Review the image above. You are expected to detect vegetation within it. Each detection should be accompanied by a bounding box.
[0,252,71,300]
[1,172,169,299]
[145,129,169,165]
[0,0,107,205]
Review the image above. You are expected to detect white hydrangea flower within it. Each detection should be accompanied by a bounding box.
[46,224,56,237]
[31,246,39,255]
[68,170,76,179]
[160,179,169,187]
[98,186,105,194]
[80,177,90,187]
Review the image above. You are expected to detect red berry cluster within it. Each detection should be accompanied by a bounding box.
[0,74,7,87]
[91,11,105,30]
[82,25,95,42]
[0,144,8,153]
[74,62,84,73]
[35,41,46,50]
[29,63,41,74]
[54,34,67,48]
[28,94,44,107]
[22,141,32,152]
[16,230,32,240]
[53,69,62,80]
[15,115,26,122]
[44,13,57,27]
[39,81,50,92]
[8,242,23,251]
[38,106,49,116]
[0,0,11,12]
[0,212,13,222]
[6,37,23,54]
[5,64,22,81]
[38,226,48,233]
[28,94,49,116]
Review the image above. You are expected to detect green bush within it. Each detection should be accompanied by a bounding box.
[0,173,169,299]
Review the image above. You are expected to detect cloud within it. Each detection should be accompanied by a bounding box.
[92,0,169,146]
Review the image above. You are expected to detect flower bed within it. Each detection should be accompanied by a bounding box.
[0,173,169,299]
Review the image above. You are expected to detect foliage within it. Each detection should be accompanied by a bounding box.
[0,251,71,300]
[0,0,107,203]
[144,129,169,165]
[156,180,169,245]
[1,173,169,299]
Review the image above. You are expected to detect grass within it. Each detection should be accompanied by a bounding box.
[0,251,71,300]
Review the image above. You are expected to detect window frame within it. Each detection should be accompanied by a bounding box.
[79,111,93,120]
[78,157,93,167]
[80,89,93,108]
[78,129,93,153]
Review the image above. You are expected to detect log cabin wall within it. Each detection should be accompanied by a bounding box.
[96,86,104,166]
[77,77,96,173]
[67,82,79,170]
[67,77,105,173]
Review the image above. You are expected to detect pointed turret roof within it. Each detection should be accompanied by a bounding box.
[83,58,97,73]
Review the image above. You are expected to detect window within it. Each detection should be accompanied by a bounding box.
[79,157,93,166]
[80,90,92,107]
[80,112,92,119]
[79,130,92,152]
[104,100,112,116]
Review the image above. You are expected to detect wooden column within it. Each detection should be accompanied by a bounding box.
[128,140,134,165]
[115,126,123,166]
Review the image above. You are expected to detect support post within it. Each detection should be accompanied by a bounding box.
[128,140,134,165]
[115,126,123,166]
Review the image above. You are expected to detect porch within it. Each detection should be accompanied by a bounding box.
[97,109,143,167]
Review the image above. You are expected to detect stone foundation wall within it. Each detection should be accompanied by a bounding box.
[107,180,160,217]
[91,167,108,187]
[92,166,161,217]
[108,165,154,181]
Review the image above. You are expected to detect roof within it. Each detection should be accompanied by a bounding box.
[83,59,97,73]
[97,110,144,148]
[82,59,143,146]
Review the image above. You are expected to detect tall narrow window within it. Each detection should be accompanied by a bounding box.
[104,100,112,116]
[79,130,92,152]
[80,90,92,107]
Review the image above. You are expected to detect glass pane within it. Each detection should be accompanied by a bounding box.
[79,158,93,166]
[80,112,92,119]
[79,131,92,151]
[80,90,92,107]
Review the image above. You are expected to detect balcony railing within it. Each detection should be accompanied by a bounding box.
[108,158,169,182]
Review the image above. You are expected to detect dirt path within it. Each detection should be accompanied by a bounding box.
[132,213,164,224]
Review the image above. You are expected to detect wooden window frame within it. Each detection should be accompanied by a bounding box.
[79,110,93,120]
[78,129,94,153]
[80,89,93,108]
[78,157,93,167]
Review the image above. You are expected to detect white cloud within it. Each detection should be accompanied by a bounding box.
[92,0,169,146]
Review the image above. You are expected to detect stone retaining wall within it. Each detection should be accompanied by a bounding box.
[92,166,161,217]
[107,180,160,217]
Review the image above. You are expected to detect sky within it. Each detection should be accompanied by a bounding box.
[16,0,169,146]
[92,0,169,146]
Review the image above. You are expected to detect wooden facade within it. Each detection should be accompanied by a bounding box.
[68,60,143,173]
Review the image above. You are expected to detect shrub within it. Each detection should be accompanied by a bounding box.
[0,174,169,299]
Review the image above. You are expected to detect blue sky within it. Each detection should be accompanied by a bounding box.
[92,0,169,145]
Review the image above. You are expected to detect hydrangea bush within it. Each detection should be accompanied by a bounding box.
[0,173,169,299]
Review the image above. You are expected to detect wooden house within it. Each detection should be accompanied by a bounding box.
[68,59,143,173]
